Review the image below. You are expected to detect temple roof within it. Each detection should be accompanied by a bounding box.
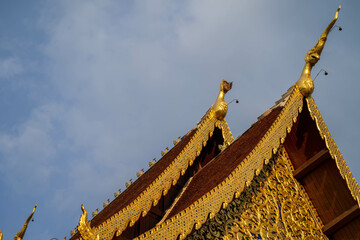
[166,106,283,219]
[72,84,360,240]
[90,127,197,228]
[133,86,360,239]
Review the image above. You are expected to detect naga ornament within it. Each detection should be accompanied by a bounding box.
[296,5,341,97]
[78,204,99,240]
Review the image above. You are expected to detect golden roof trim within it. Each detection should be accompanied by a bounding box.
[306,97,360,206]
[88,111,234,240]
[135,86,304,239]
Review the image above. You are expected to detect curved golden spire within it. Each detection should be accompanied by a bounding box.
[296,5,341,97]
[77,204,99,240]
[212,80,233,120]
[14,204,37,240]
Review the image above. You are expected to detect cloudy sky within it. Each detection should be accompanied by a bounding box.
[0,1,359,239]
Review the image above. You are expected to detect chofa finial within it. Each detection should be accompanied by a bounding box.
[212,80,233,120]
[13,204,37,240]
[296,5,341,97]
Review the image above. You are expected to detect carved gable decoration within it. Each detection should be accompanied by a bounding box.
[187,148,327,240]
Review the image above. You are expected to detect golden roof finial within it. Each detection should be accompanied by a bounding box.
[92,208,99,218]
[14,204,37,240]
[136,169,144,178]
[296,5,341,97]
[78,204,99,240]
[149,158,156,167]
[103,199,110,208]
[212,80,232,120]
[161,147,169,156]
[173,136,181,146]
[114,188,121,198]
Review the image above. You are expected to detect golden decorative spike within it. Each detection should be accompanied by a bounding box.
[14,204,37,240]
[136,169,144,178]
[149,158,156,167]
[173,136,181,146]
[212,80,233,120]
[296,5,341,97]
[91,208,98,218]
[103,199,110,208]
[114,189,121,198]
[0,230,3,240]
[70,230,75,237]
[161,147,169,156]
[125,179,132,188]
[77,205,99,240]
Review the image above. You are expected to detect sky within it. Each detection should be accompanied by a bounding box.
[0,1,359,239]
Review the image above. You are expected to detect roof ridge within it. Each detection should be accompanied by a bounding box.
[157,176,194,226]
[135,86,304,239]
[306,97,360,205]
[89,109,233,240]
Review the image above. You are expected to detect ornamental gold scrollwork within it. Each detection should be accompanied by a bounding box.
[306,97,360,207]
[187,148,326,240]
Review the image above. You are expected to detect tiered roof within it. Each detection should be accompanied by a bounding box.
[71,5,359,240]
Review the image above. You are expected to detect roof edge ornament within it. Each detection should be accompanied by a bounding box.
[14,204,37,240]
[78,204,99,240]
[212,80,233,120]
[296,5,341,98]
[0,204,37,240]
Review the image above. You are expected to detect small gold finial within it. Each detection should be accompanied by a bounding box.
[136,169,144,178]
[92,208,99,218]
[212,80,233,120]
[161,147,169,156]
[114,189,121,198]
[218,142,230,152]
[14,204,37,240]
[125,179,132,188]
[103,199,110,208]
[78,205,99,240]
[173,136,181,146]
[296,5,341,97]
[149,158,156,167]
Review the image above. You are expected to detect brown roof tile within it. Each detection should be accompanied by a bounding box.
[89,127,197,228]
[166,107,283,218]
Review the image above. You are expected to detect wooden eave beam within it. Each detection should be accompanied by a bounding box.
[293,149,330,179]
[323,204,360,235]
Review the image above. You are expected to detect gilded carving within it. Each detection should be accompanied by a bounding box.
[78,205,99,240]
[81,102,234,240]
[135,87,303,240]
[306,97,360,206]
[188,148,326,240]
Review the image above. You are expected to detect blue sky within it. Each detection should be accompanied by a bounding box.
[0,1,359,239]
